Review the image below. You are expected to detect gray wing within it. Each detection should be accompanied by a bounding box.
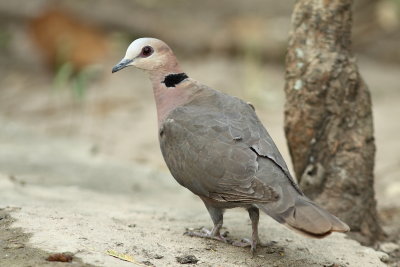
[160,87,302,204]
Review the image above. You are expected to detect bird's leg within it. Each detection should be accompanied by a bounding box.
[184,204,230,243]
[248,207,260,254]
[232,207,260,254]
[232,207,273,255]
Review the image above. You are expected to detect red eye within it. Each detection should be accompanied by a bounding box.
[141,46,153,57]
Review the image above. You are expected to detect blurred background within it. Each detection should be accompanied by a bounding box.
[0,0,399,250]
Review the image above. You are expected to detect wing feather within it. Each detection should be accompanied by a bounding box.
[160,86,297,203]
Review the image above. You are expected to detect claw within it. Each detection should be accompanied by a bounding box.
[184,227,231,243]
[184,226,275,255]
[232,238,276,255]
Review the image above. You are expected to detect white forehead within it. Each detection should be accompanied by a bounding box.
[125,37,163,58]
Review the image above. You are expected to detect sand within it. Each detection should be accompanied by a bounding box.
[0,121,388,267]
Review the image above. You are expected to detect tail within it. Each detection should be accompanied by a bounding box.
[258,190,350,238]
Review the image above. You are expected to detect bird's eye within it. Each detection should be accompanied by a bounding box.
[141,46,153,57]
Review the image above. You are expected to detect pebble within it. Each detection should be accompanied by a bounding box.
[176,255,198,264]
[142,260,154,266]
[153,254,164,259]
[377,251,390,263]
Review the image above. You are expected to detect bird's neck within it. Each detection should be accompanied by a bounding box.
[148,67,193,127]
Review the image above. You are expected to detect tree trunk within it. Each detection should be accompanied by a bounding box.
[284,0,384,244]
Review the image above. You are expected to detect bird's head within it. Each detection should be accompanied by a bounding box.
[112,38,178,73]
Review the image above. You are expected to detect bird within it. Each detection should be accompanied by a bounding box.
[112,38,350,254]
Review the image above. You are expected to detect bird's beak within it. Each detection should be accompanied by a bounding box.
[112,58,133,73]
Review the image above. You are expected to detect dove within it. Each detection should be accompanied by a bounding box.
[112,38,350,254]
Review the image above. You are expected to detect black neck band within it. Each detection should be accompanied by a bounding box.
[162,73,188,87]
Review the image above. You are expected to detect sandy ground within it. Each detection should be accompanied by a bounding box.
[0,57,399,266]
[0,123,389,267]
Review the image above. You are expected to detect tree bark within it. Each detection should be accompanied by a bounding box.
[284,0,383,244]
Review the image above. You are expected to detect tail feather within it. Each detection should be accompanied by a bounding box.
[258,195,350,238]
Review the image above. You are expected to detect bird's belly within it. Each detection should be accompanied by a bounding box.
[199,195,253,209]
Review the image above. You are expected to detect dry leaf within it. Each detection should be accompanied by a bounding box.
[106,250,146,266]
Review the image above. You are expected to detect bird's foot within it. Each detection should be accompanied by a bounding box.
[232,238,276,255]
[184,227,231,243]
